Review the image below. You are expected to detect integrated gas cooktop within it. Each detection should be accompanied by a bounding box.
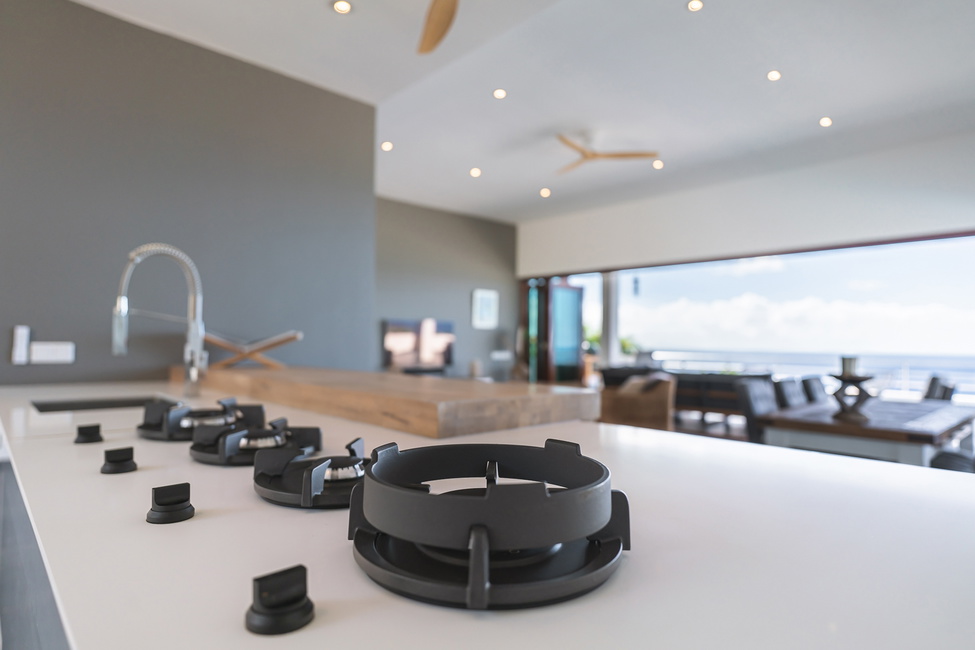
[69,394,630,636]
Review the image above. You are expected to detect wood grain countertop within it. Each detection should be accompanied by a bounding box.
[759,398,975,444]
[179,366,600,438]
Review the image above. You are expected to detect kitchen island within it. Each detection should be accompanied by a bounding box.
[2,381,974,649]
[183,366,600,438]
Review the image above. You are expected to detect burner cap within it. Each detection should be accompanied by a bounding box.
[179,412,235,429]
[322,456,365,482]
[253,438,367,508]
[238,429,289,450]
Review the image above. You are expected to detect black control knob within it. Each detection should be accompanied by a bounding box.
[245,565,314,635]
[74,424,103,444]
[146,482,195,524]
[101,447,137,474]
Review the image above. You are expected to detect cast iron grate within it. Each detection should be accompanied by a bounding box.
[253,438,368,508]
[136,396,264,441]
[189,417,321,466]
[347,438,630,610]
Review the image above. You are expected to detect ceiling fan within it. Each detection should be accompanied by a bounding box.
[556,134,659,173]
[418,0,458,54]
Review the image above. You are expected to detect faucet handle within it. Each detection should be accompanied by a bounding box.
[111,297,129,356]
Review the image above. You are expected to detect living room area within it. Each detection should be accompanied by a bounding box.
[518,235,975,462]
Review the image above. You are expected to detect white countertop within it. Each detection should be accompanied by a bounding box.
[2,381,975,649]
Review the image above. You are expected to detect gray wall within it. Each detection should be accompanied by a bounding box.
[376,199,517,378]
[0,0,378,384]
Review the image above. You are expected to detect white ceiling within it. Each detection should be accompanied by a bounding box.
[71,0,975,224]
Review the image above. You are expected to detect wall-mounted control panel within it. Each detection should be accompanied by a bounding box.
[30,342,76,364]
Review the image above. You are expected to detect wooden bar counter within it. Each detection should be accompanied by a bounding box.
[177,367,599,438]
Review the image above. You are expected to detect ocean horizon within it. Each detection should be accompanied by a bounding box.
[641,349,975,394]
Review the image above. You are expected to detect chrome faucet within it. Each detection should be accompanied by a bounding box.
[112,243,208,396]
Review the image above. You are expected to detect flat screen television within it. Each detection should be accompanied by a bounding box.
[381,318,455,373]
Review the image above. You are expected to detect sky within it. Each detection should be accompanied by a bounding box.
[570,236,975,357]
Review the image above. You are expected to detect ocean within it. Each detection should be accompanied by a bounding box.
[645,349,975,398]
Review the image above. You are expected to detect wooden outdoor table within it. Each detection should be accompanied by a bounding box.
[759,399,975,465]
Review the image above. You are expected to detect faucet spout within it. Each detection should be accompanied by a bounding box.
[112,243,208,396]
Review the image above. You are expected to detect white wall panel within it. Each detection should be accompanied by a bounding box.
[517,131,975,277]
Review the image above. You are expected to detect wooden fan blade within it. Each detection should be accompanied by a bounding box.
[593,151,659,160]
[418,0,459,54]
[556,133,591,155]
[558,158,589,174]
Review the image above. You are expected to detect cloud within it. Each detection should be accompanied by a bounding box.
[618,292,975,356]
[847,279,886,292]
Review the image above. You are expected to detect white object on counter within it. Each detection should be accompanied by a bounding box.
[11,325,30,365]
[1,382,975,649]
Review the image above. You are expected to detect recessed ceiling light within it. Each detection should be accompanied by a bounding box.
[493,88,507,100]
[380,141,393,152]
[819,116,833,127]
[767,70,782,81]
[652,160,664,170]
[469,167,482,178]
[688,0,703,11]
[333,1,351,14]
[539,188,552,198]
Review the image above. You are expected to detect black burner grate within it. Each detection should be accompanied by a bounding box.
[136,397,264,442]
[253,438,368,508]
[348,439,630,609]
[190,417,321,466]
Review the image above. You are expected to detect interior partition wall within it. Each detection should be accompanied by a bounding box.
[0,0,378,384]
